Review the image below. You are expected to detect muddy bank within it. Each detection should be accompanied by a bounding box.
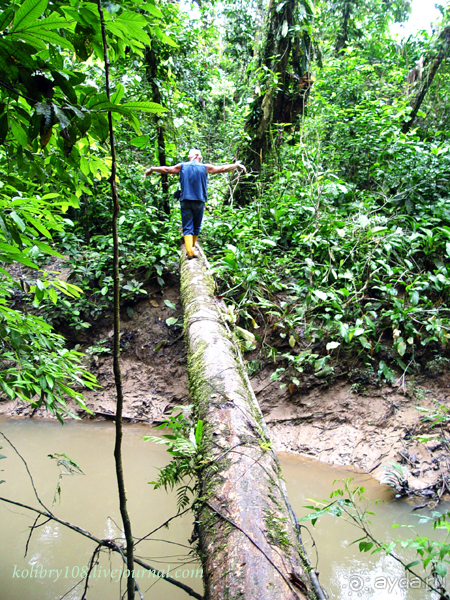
[1,276,449,499]
[254,370,450,496]
[0,274,189,424]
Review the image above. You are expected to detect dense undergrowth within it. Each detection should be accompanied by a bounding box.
[18,43,450,398]
[36,200,180,332]
[2,2,450,599]
[203,49,450,388]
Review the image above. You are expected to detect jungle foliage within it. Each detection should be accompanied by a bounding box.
[0,0,449,420]
[0,0,172,416]
[1,1,450,597]
[203,0,450,392]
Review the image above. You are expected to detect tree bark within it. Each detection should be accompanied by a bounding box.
[402,27,450,134]
[236,0,314,204]
[145,44,170,216]
[180,248,323,600]
[335,0,353,55]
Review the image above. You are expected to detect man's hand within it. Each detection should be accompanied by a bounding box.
[145,167,153,176]
[236,162,247,174]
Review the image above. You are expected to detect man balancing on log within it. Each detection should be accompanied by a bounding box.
[145,148,246,259]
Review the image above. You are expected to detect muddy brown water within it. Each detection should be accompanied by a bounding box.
[0,419,446,600]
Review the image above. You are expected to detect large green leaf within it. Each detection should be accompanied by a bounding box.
[21,11,69,31]
[80,4,99,27]
[126,111,141,135]
[10,120,28,147]
[12,0,48,32]
[130,134,149,148]
[0,242,38,268]
[77,111,91,135]
[95,102,132,116]
[2,39,37,68]
[113,11,151,45]
[0,8,14,31]
[24,215,51,238]
[65,30,93,60]
[86,93,109,110]
[33,239,63,257]
[10,211,26,232]
[110,83,125,104]
[121,101,167,113]
[52,73,78,105]
[12,29,74,50]
[11,31,47,50]
[153,25,177,47]
[123,26,151,46]
[104,22,126,40]
[0,46,19,77]
[93,100,166,119]
[116,10,147,28]
[90,113,109,143]
[144,3,163,19]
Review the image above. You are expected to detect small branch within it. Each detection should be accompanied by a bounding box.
[81,544,102,600]
[24,514,51,557]
[0,496,203,600]
[0,79,36,104]
[0,431,51,514]
[134,506,191,547]
[341,505,449,599]
[60,579,84,599]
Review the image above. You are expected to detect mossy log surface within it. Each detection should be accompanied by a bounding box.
[180,247,319,600]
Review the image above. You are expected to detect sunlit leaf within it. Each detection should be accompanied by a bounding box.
[12,0,48,32]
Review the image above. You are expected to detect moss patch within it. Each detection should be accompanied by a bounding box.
[264,510,292,553]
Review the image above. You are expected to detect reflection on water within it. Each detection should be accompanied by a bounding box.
[0,419,202,600]
[0,419,447,599]
[280,452,448,600]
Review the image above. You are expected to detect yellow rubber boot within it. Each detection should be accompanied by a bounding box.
[193,235,198,248]
[184,235,196,258]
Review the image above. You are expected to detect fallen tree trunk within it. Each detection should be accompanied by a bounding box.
[180,247,324,600]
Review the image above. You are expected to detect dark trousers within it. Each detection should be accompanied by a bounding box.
[180,200,205,236]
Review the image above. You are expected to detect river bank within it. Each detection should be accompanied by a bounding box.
[1,276,449,500]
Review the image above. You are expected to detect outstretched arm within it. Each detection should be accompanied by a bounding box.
[206,162,246,175]
[145,164,182,176]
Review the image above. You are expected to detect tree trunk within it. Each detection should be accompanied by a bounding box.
[97,4,136,600]
[402,27,450,134]
[180,248,324,600]
[236,0,314,204]
[145,44,170,216]
[335,0,353,54]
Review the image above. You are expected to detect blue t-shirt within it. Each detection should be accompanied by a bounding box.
[180,161,208,203]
